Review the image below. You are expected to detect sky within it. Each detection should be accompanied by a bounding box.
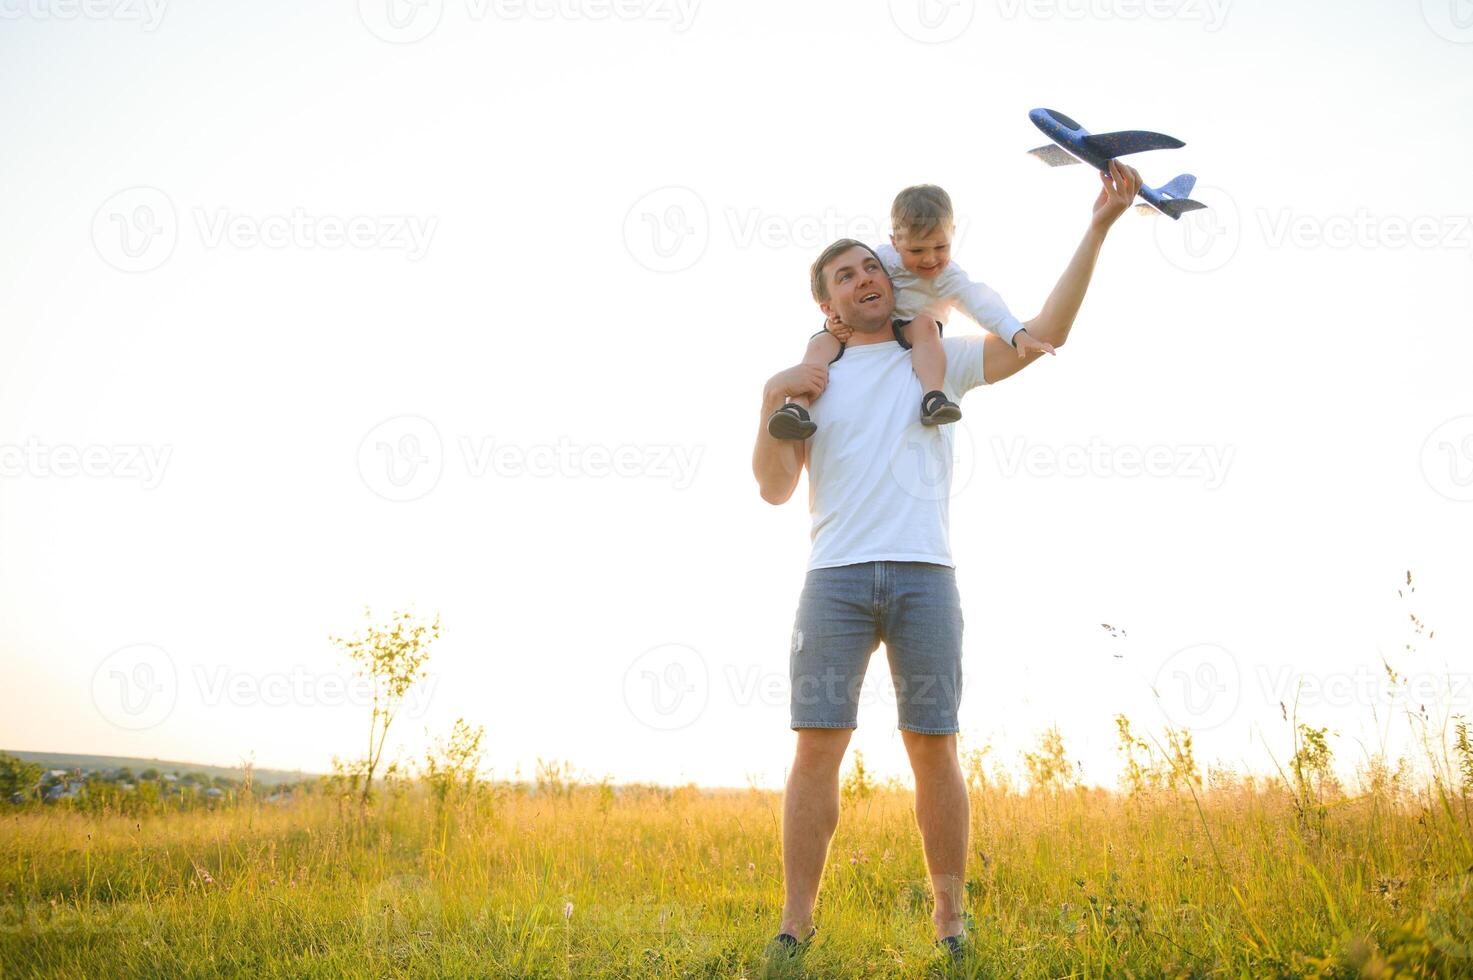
[2,0,1471,791]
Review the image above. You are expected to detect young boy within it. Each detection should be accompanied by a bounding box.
[766,184,1054,439]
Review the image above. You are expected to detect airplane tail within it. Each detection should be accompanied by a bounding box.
[1152,174,1197,200]
[1156,198,1208,219]
[1143,174,1205,220]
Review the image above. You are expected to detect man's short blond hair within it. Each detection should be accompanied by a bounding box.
[810,239,884,304]
[891,184,954,238]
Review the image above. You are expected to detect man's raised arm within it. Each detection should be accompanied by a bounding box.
[752,363,826,505]
[983,159,1143,386]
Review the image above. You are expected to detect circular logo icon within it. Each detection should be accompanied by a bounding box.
[889,0,975,43]
[622,643,708,730]
[1152,184,1240,274]
[92,187,177,273]
[358,0,443,43]
[1151,643,1239,731]
[888,417,975,502]
[92,643,178,730]
[1422,0,1473,43]
[1421,415,1473,502]
[357,415,443,502]
[623,187,709,273]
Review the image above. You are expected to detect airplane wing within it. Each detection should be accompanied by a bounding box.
[1080,130,1185,158]
[1027,143,1081,167]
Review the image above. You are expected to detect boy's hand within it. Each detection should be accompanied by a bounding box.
[826,313,854,344]
[1012,329,1056,359]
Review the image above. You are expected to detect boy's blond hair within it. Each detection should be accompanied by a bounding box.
[891,184,954,238]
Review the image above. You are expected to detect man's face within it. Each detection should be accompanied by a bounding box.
[818,246,895,332]
[890,224,954,281]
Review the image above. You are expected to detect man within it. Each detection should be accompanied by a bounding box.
[752,160,1143,960]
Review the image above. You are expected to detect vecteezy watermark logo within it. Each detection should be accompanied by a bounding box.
[888,419,975,502]
[0,438,172,489]
[357,419,702,500]
[1422,0,1473,43]
[92,187,178,273]
[459,436,702,488]
[358,0,444,42]
[0,0,168,29]
[193,209,437,259]
[624,186,708,273]
[1255,664,1472,711]
[993,0,1230,31]
[192,664,439,715]
[1153,184,1239,274]
[357,415,444,502]
[1150,643,1239,731]
[889,0,975,42]
[1258,208,1473,254]
[92,188,437,272]
[622,643,708,730]
[359,0,698,42]
[1421,415,1473,502]
[991,437,1234,489]
[92,644,178,730]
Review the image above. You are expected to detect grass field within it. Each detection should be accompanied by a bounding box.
[4,748,1472,979]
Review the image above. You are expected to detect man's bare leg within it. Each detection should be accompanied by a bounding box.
[900,730,969,941]
[778,727,853,937]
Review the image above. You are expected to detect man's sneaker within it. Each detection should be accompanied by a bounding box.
[920,390,962,426]
[767,404,817,440]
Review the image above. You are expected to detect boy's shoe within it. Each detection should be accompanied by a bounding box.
[766,925,817,957]
[767,404,817,440]
[920,390,962,426]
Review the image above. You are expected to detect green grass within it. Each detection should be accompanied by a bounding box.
[3,770,1471,978]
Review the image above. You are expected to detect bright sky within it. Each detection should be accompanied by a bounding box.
[2,0,1471,791]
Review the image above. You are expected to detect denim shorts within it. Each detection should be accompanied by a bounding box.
[789,561,964,734]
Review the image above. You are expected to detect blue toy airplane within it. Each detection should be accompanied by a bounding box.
[1027,107,1207,219]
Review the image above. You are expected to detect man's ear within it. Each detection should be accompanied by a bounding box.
[818,302,836,322]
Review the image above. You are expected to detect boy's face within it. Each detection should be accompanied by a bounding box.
[890,223,954,281]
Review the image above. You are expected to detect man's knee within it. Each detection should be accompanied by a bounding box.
[793,727,853,772]
[901,730,958,767]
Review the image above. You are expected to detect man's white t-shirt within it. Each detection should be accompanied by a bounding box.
[804,333,987,571]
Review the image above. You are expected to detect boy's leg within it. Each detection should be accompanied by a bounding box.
[898,317,946,396]
[897,318,960,425]
[788,330,843,411]
[768,330,842,440]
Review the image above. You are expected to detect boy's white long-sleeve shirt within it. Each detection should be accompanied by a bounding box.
[876,242,1024,346]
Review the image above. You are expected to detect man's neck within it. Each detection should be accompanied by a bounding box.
[843,317,898,347]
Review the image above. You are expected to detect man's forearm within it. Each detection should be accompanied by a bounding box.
[752,386,804,505]
[1021,223,1109,348]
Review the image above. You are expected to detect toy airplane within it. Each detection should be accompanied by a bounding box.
[1027,107,1207,219]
